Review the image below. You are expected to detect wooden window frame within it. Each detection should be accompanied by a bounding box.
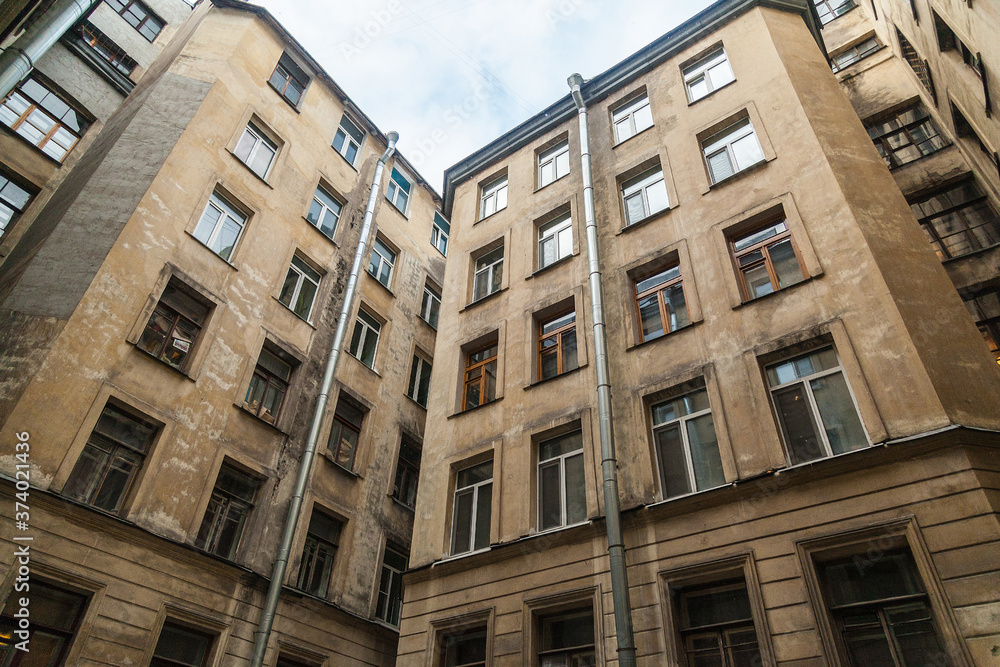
[463,344,498,410]
[195,462,259,560]
[634,264,687,341]
[244,347,293,424]
[537,310,576,381]
[327,395,365,470]
[268,52,309,106]
[104,0,164,42]
[728,219,807,302]
[0,76,87,161]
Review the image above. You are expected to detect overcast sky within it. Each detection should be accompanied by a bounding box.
[253,0,717,191]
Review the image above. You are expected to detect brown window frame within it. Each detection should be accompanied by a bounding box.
[677,579,763,666]
[729,219,807,301]
[463,344,497,410]
[392,437,421,509]
[963,287,1000,363]
[537,310,577,380]
[268,52,309,106]
[633,265,689,342]
[296,509,342,597]
[137,280,209,371]
[327,396,365,470]
[78,21,137,76]
[104,0,165,42]
[195,463,259,560]
[244,347,293,425]
[1,76,87,162]
[909,178,1000,259]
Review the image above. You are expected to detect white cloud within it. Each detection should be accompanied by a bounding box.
[256,0,717,190]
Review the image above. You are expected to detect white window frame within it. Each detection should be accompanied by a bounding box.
[307,185,342,239]
[279,255,321,321]
[421,283,441,328]
[386,167,412,215]
[451,461,493,555]
[651,389,723,499]
[332,114,364,166]
[234,122,277,179]
[408,354,433,407]
[683,47,736,103]
[375,545,407,626]
[612,93,653,144]
[479,174,508,219]
[537,433,585,531]
[432,212,450,256]
[473,246,504,301]
[538,212,573,269]
[349,309,381,369]
[193,192,247,262]
[703,117,765,184]
[621,167,669,226]
[538,141,570,188]
[368,236,396,288]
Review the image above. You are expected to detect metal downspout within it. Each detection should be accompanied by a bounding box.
[0,0,98,99]
[248,132,399,667]
[567,73,637,667]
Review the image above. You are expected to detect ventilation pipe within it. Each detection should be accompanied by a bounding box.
[249,132,399,667]
[567,73,637,667]
[0,0,98,99]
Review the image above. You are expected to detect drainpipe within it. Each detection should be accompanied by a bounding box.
[249,132,399,667]
[567,73,637,667]
[0,0,98,99]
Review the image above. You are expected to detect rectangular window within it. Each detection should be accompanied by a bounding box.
[951,103,999,169]
[817,550,946,665]
[245,347,293,424]
[867,106,947,169]
[104,0,164,41]
[386,167,412,214]
[831,36,881,72]
[349,309,381,369]
[268,52,309,106]
[537,431,586,531]
[934,11,983,77]
[909,179,1000,259]
[0,580,88,666]
[612,92,653,144]
[196,463,258,559]
[537,608,595,666]
[480,174,508,218]
[730,219,806,301]
[703,117,765,184]
[368,236,396,288]
[63,403,157,514]
[538,141,570,188]
[393,438,421,508]
[538,212,573,268]
[327,396,365,469]
[463,344,497,410]
[78,22,138,76]
[813,0,856,24]
[297,510,341,597]
[332,114,365,166]
[451,460,492,554]
[651,388,724,499]
[234,122,277,179]
[279,255,321,321]
[375,544,407,627]
[622,166,669,225]
[677,581,762,666]
[439,627,488,667]
[421,282,441,328]
[0,76,88,161]
[897,29,936,98]
[634,265,689,341]
[963,288,1000,363]
[151,622,215,667]
[193,192,246,262]
[138,279,209,370]
[0,169,33,238]
[408,354,432,407]
[766,346,868,464]
[432,212,450,256]
[683,47,735,102]
[538,311,577,381]
[306,185,342,239]
[472,246,504,301]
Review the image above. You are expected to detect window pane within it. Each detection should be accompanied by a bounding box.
[663,284,689,331]
[647,178,669,215]
[731,133,764,171]
[769,239,804,289]
[743,264,773,299]
[474,483,492,550]
[810,372,867,455]
[887,601,946,664]
[656,424,692,498]
[708,150,734,182]
[686,414,725,491]
[564,453,586,524]
[775,384,823,463]
[638,294,663,340]
[562,330,578,372]
[539,462,562,529]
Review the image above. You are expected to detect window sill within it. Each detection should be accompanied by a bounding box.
[613,124,654,149]
[448,397,503,419]
[302,216,339,247]
[185,231,239,271]
[534,173,569,194]
[272,296,318,329]
[617,206,672,234]
[228,150,275,189]
[404,394,428,411]
[530,519,592,538]
[626,320,700,351]
[347,353,382,378]
[132,344,198,381]
[525,364,585,390]
[383,196,410,220]
[686,79,736,107]
[831,45,887,76]
[234,401,289,434]
[391,497,416,513]
[886,145,953,172]
[322,453,363,478]
[267,82,303,113]
[703,156,772,193]
[365,271,396,297]
[417,315,438,332]
[332,146,360,172]
[437,546,493,564]
[461,287,507,312]
[372,618,401,633]
[645,482,730,510]
[475,207,506,225]
[527,252,576,279]
[731,275,814,310]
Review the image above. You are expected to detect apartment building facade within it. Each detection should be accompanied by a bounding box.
[401,1,1000,666]
[0,1,445,665]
